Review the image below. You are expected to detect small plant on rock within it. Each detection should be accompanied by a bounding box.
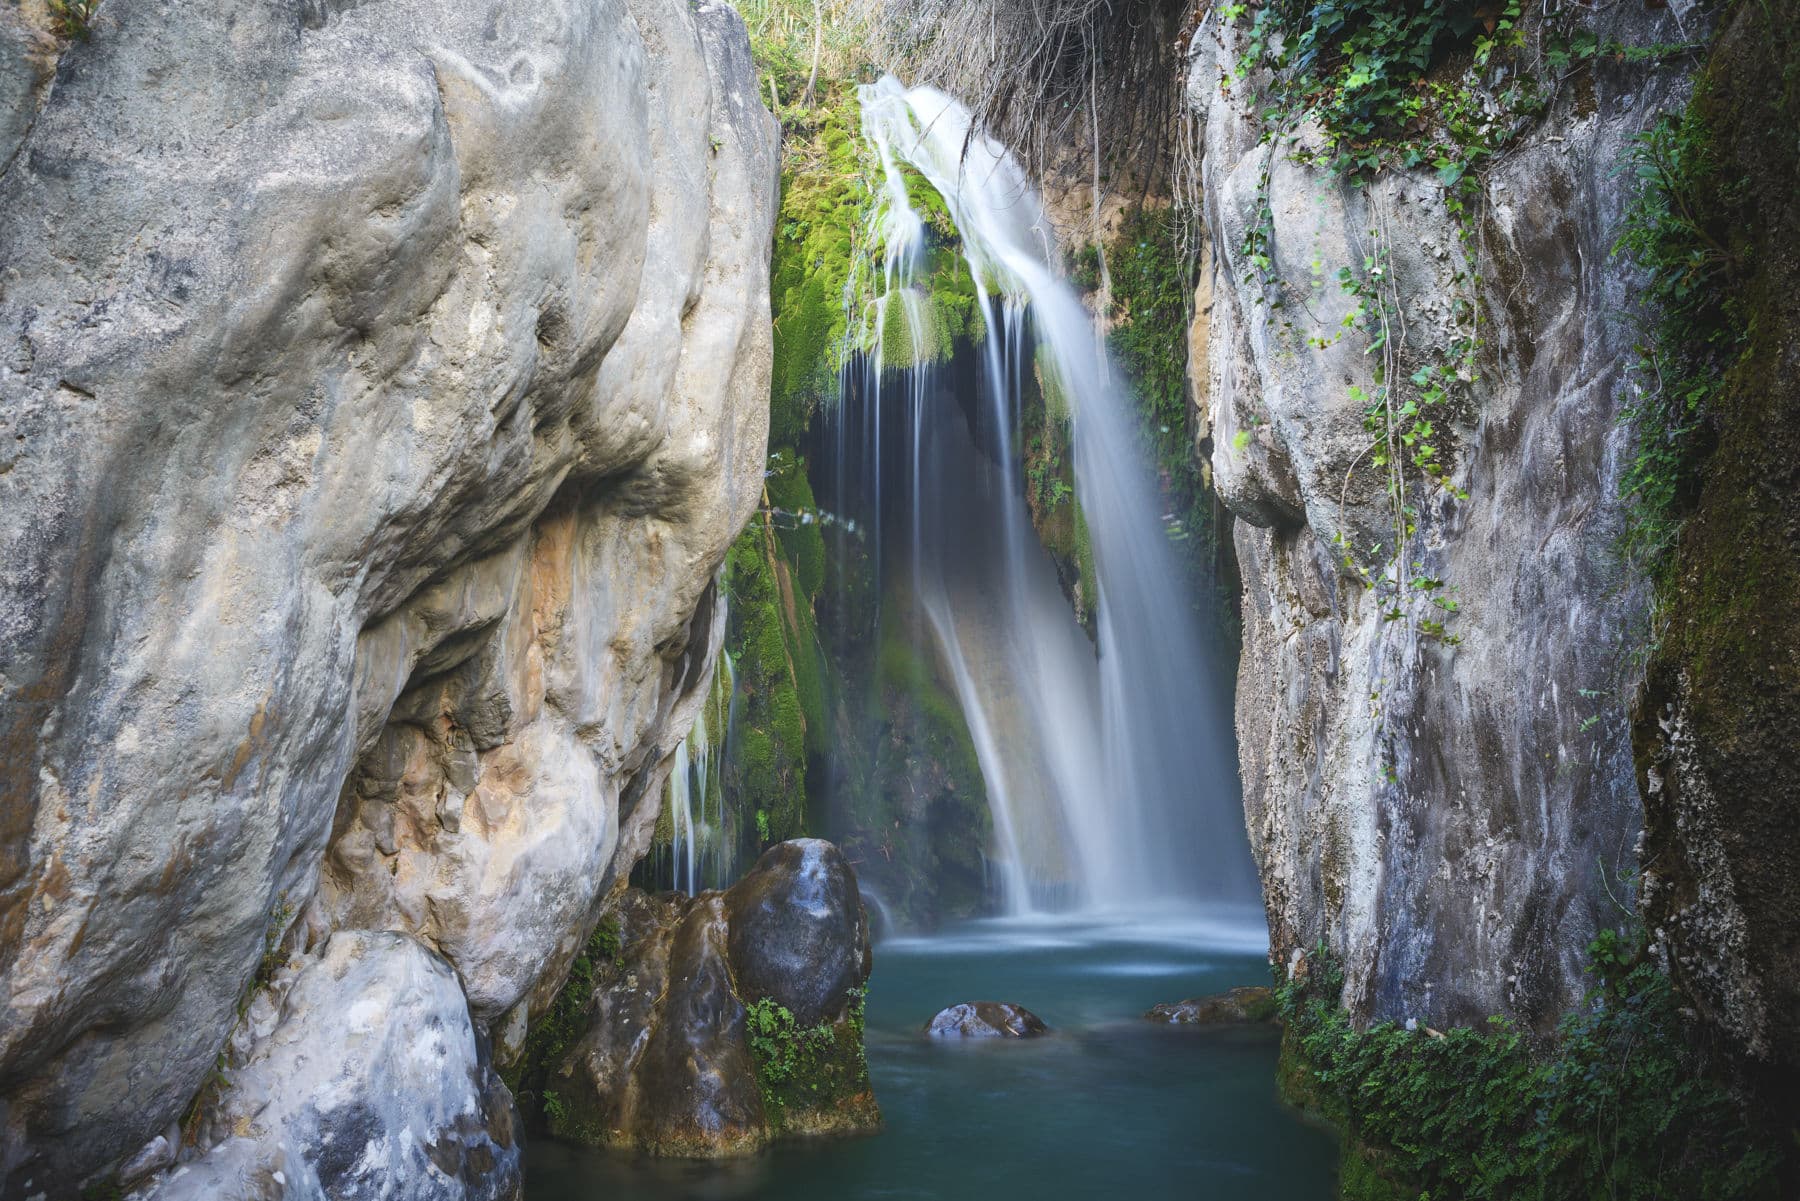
[49,0,101,40]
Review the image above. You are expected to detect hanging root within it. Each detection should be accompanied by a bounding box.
[855,0,1199,203]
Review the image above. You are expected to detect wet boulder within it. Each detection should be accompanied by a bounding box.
[724,839,873,1027]
[926,1001,1049,1038]
[1144,986,1278,1025]
[513,840,878,1157]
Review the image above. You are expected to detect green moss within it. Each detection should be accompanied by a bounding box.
[723,475,828,850]
[1626,4,1800,1125]
[505,916,625,1102]
[1276,934,1787,1200]
[1102,205,1239,658]
[744,990,875,1134]
[768,93,872,446]
[767,451,827,601]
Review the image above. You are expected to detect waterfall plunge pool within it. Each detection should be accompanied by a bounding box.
[526,912,1338,1200]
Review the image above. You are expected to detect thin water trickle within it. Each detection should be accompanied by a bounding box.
[852,77,1255,913]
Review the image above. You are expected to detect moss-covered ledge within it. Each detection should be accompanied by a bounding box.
[1274,936,1788,1200]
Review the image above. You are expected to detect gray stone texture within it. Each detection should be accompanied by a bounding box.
[0,0,778,1195]
[1187,6,1693,1030]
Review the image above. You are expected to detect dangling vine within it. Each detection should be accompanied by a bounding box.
[1215,1,1562,646]
[1217,1,1709,648]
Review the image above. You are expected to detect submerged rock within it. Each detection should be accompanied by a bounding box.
[926,1002,1050,1039]
[518,839,880,1157]
[1145,986,1277,1025]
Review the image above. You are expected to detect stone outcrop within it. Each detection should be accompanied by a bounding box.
[1144,986,1276,1026]
[1187,7,1692,1032]
[140,932,521,1201]
[925,1002,1048,1039]
[522,840,879,1156]
[0,0,778,1195]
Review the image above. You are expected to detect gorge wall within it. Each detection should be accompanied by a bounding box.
[0,0,778,1195]
[1190,0,1799,1117]
[1190,4,1681,1031]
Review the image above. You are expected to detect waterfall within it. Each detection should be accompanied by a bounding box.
[655,642,740,894]
[845,76,1256,914]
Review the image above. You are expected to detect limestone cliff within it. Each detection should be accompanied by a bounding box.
[1187,6,1689,1030]
[0,0,778,1195]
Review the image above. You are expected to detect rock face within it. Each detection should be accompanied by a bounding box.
[1144,987,1276,1026]
[526,840,879,1156]
[1630,3,1800,1102]
[0,0,778,1195]
[1187,8,1691,1031]
[926,1002,1049,1039]
[141,933,520,1201]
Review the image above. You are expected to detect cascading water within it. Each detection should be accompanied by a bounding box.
[845,76,1256,914]
[649,645,740,894]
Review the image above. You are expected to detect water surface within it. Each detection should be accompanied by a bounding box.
[527,912,1337,1200]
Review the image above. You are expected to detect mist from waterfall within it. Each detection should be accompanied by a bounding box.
[839,76,1257,914]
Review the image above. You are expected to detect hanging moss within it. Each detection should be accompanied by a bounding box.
[768,93,870,448]
[723,503,821,849]
[766,451,827,602]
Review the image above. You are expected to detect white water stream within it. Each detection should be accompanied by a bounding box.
[853,77,1254,914]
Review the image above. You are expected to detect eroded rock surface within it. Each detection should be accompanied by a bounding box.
[1187,7,1690,1031]
[521,840,879,1156]
[926,1002,1049,1039]
[140,932,520,1201]
[0,0,777,1194]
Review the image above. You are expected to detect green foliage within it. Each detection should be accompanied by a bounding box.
[1278,936,1786,1200]
[1102,206,1239,654]
[1232,1,1531,180]
[506,916,626,1105]
[541,1090,567,1126]
[744,988,871,1131]
[49,0,101,41]
[1611,106,1743,571]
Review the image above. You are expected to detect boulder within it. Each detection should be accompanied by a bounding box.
[926,1002,1049,1039]
[1145,986,1278,1025]
[724,839,874,1028]
[515,840,879,1157]
[138,932,519,1201]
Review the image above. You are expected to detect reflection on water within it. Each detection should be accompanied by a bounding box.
[526,913,1337,1200]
